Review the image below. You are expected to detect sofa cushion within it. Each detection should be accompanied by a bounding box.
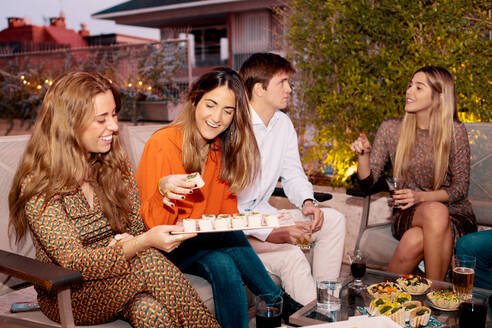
[359,223,398,270]
[0,135,36,295]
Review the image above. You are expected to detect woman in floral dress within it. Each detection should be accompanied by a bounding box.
[351,66,477,280]
[8,71,219,327]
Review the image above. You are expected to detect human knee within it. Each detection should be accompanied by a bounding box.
[320,208,346,233]
[456,231,488,256]
[399,230,424,259]
[421,202,450,233]
[199,252,242,284]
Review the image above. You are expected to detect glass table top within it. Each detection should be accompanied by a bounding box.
[289,268,492,327]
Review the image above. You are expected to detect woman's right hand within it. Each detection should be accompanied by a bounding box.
[158,174,196,207]
[350,133,372,155]
[144,225,197,253]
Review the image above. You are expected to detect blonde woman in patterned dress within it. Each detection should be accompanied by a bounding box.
[8,71,219,327]
[350,66,477,281]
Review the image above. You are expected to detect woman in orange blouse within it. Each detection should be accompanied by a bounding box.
[8,71,218,327]
[137,67,301,328]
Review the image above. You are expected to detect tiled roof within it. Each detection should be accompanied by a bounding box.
[93,0,201,16]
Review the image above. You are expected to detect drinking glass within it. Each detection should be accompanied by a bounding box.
[317,278,342,312]
[347,249,366,291]
[385,177,404,208]
[255,295,282,328]
[459,292,488,328]
[295,220,312,251]
[452,255,476,301]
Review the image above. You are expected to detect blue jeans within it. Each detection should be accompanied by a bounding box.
[455,230,492,290]
[165,231,283,328]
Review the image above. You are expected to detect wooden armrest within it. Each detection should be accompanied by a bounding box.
[272,187,333,202]
[0,249,82,292]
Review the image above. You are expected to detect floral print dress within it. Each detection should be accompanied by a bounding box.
[360,118,477,242]
[25,172,219,327]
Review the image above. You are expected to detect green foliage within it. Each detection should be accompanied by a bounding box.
[285,0,491,186]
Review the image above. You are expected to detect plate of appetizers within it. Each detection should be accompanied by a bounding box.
[367,282,403,300]
[397,274,432,295]
[426,290,461,311]
[172,213,295,234]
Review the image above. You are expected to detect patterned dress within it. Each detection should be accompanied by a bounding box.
[360,118,477,242]
[25,171,219,327]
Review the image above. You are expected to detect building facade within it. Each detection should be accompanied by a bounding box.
[92,0,285,72]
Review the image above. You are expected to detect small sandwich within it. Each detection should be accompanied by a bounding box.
[186,172,205,188]
[182,218,197,232]
[198,218,213,231]
[264,214,280,227]
[214,214,231,230]
[409,306,431,327]
[247,212,263,228]
[202,214,216,220]
[369,297,391,316]
[402,301,421,322]
[231,216,247,229]
[388,305,405,326]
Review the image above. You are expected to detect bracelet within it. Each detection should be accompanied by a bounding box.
[134,236,143,257]
[157,178,166,197]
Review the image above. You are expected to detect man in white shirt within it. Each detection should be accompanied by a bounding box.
[238,53,346,305]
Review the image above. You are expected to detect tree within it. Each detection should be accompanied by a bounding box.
[285,0,491,186]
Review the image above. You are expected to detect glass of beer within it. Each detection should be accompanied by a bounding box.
[452,255,476,301]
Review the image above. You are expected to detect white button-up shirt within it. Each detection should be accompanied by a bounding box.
[238,107,314,240]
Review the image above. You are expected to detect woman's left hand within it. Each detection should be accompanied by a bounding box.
[393,189,420,210]
[109,233,134,246]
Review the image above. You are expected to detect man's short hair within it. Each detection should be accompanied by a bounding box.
[239,53,295,100]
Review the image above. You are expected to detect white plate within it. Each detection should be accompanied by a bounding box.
[171,223,295,234]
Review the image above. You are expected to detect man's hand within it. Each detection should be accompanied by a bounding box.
[265,224,311,245]
[302,200,324,232]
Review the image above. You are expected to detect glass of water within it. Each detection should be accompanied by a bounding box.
[316,278,342,312]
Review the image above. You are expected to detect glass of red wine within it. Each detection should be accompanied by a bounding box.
[348,249,366,291]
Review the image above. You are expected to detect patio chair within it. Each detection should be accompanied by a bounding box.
[347,122,492,270]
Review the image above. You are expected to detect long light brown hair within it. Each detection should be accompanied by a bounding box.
[394,66,458,190]
[9,71,132,243]
[172,67,260,193]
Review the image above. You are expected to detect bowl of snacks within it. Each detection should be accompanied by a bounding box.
[426,289,461,311]
[397,274,432,295]
[367,282,402,300]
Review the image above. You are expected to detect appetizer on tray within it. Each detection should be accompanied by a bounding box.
[409,306,431,327]
[426,289,461,311]
[397,274,432,294]
[367,282,402,300]
[176,212,286,233]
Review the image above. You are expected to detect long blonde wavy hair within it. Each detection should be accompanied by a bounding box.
[9,71,132,243]
[394,66,458,190]
[172,67,260,193]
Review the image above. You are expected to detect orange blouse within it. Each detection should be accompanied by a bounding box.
[136,125,238,228]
